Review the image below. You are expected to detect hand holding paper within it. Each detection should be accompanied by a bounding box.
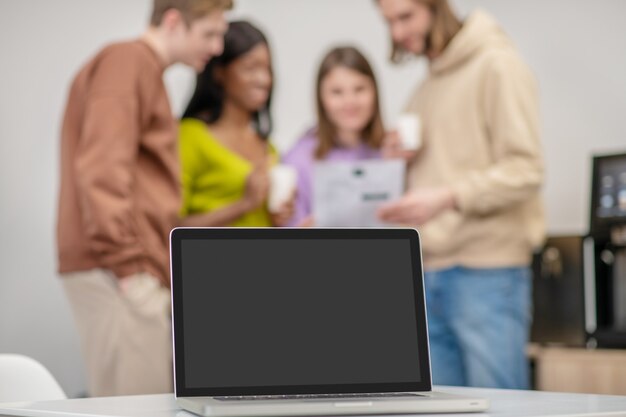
[378,186,457,226]
[314,160,405,227]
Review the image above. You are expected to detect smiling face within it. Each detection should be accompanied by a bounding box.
[319,66,377,141]
[378,0,434,56]
[219,43,273,113]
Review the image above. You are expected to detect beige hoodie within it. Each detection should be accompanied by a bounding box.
[406,10,545,270]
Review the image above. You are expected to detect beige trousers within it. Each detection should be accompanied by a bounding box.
[62,269,172,397]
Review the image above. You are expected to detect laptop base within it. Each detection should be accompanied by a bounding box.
[177,391,489,416]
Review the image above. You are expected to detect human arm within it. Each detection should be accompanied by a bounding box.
[450,51,543,216]
[378,187,456,225]
[179,167,269,227]
[73,47,146,278]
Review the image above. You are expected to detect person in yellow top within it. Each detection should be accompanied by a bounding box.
[179,21,292,227]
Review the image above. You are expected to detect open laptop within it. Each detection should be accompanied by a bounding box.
[170,228,489,416]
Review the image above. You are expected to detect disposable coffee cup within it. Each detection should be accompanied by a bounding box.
[268,165,297,213]
[396,113,422,150]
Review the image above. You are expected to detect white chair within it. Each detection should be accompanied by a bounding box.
[0,354,66,402]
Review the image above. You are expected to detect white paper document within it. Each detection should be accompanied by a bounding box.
[313,159,405,227]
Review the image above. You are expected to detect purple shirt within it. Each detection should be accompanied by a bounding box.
[282,128,381,226]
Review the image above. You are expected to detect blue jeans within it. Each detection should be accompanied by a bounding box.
[424,266,531,389]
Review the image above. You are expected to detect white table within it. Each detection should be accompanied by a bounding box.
[2,387,626,417]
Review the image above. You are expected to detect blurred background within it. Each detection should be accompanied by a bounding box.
[0,0,625,397]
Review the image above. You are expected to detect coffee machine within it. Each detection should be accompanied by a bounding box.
[585,153,626,348]
[531,235,586,346]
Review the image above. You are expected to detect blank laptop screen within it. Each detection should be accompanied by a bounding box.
[175,233,425,392]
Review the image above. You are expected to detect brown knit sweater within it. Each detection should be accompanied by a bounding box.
[57,40,180,286]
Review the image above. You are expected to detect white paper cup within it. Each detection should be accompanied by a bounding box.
[396,113,422,150]
[268,165,297,213]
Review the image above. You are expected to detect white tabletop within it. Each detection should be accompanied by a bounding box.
[2,387,626,417]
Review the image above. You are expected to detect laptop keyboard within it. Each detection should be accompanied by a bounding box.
[214,392,421,401]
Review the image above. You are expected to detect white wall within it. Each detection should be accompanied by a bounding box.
[0,0,625,397]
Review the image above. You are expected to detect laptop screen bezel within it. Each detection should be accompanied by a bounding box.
[170,227,432,396]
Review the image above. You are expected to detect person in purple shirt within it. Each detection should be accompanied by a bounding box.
[283,46,386,226]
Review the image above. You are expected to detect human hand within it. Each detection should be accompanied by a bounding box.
[270,192,296,227]
[119,273,170,318]
[381,130,418,162]
[377,187,456,226]
[243,167,270,210]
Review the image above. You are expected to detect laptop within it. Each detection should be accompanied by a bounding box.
[170,228,489,416]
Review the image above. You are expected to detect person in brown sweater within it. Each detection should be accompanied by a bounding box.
[375,0,544,389]
[57,0,232,397]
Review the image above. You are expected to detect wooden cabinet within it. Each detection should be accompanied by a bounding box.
[531,345,626,395]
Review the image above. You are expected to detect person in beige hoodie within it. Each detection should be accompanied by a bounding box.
[376,0,544,389]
